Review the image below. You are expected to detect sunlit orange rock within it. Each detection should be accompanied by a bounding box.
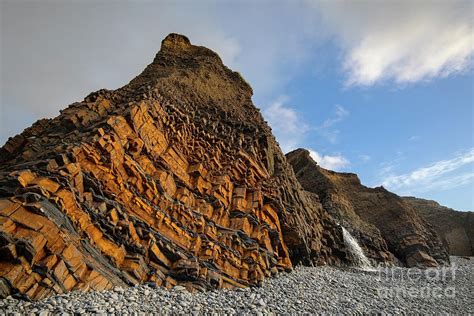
[0,34,349,299]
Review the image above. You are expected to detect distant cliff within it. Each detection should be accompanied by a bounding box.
[287,148,450,267]
[403,197,473,256]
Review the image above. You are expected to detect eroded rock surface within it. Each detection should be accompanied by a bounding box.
[286,148,450,267]
[0,34,348,300]
[403,197,473,256]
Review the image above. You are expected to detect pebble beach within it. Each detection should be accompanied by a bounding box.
[1,256,472,315]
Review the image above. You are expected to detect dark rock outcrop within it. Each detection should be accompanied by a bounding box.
[403,197,473,256]
[0,34,349,300]
[286,148,450,267]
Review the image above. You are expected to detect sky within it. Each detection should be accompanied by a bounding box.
[1,0,473,211]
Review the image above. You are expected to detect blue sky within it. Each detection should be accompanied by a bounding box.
[1,0,473,210]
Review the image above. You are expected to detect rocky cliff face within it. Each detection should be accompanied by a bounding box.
[403,197,473,256]
[286,149,450,267]
[0,34,348,300]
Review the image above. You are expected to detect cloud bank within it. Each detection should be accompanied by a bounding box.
[316,0,474,86]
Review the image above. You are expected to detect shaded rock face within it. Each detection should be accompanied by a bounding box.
[286,149,450,268]
[0,34,348,300]
[403,197,473,256]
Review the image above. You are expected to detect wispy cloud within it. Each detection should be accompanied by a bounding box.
[315,0,474,86]
[322,104,349,128]
[377,151,405,175]
[381,148,474,193]
[263,98,351,170]
[359,154,371,162]
[309,149,350,171]
[422,172,474,192]
[317,104,349,143]
[263,95,308,153]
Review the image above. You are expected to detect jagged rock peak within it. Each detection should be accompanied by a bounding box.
[154,32,220,60]
[127,33,254,121]
[287,148,310,156]
[161,33,192,51]
[286,148,311,161]
[157,33,228,62]
[287,148,360,181]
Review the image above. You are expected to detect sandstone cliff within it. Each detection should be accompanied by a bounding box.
[403,197,473,256]
[0,34,348,300]
[286,149,450,267]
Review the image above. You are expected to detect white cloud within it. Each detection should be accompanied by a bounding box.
[381,148,474,192]
[263,95,308,152]
[315,0,474,86]
[309,149,350,171]
[263,98,351,169]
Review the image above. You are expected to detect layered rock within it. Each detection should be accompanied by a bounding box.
[403,197,473,256]
[0,34,348,300]
[286,149,450,267]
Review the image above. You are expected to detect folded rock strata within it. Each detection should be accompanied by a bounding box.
[0,34,348,300]
[286,149,450,267]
